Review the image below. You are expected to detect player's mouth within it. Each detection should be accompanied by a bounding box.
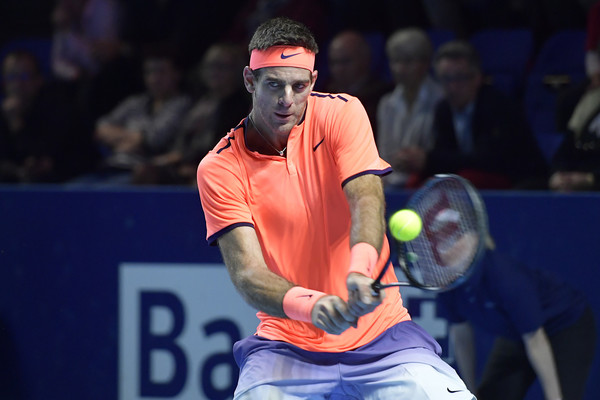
[274,112,293,122]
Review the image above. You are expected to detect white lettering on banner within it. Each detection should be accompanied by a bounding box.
[399,286,453,363]
[119,264,452,399]
[119,263,260,400]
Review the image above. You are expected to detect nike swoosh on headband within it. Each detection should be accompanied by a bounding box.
[281,52,301,59]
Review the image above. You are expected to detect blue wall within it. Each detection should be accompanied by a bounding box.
[0,186,598,399]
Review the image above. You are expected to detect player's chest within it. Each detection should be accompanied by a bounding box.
[244,148,342,222]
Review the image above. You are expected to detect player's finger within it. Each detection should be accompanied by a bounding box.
[331,300,357,333]
[332,299,358,327]
[315,314,341,334]
[348,289,368,316]
[318,314,349,335]
[349,286,383,316]
[312,297,354,334]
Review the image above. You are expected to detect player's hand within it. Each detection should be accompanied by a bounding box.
[346,272,385,318]
[311,295,357,335]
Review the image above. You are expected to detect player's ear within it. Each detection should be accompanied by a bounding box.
[310,69,318,90]
[243,66,255,93]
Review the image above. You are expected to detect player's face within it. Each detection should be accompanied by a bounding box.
[244,66,317,138]
[435,58,481,111]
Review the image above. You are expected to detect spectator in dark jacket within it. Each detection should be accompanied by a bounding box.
[391,41,548,189]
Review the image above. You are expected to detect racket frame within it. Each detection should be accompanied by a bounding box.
[373,174,488,292]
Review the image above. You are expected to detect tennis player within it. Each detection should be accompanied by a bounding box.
[197,17,475,399]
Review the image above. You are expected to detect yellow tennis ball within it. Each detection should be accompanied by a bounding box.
[389,209,422,241]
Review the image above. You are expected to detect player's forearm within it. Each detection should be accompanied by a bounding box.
[344,174,386,252]
[218,227,294,318]
[229,261,294,318]
[523,328,563,400]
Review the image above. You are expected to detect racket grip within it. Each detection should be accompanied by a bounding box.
[371,261,391,295]
[371,281,382,296]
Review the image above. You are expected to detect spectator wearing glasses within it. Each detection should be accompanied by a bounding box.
[392,40,547,189]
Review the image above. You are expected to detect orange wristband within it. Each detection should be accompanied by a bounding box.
[347,242,379,277]
[282,286,326,322]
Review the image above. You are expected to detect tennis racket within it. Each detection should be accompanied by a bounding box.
[372,174,488,293]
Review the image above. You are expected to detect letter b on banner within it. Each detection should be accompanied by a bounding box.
[119,264,260,399]
[140,291,187,396]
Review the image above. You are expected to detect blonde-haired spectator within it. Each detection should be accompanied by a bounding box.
[377,28,443,188]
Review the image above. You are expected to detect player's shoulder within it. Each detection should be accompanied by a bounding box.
[309,91,364,121]
[198,121,244,174]
[310,91,358,106]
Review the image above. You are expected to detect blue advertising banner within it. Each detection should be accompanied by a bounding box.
[0,186,598,400]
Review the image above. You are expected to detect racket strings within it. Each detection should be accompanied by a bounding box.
[403,180,482,288]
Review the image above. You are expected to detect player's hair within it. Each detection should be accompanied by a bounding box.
[386,28,433,62]
[434,40,481,71]
[248,17,319,55]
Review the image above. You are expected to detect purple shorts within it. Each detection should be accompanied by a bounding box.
[233,321,475,399]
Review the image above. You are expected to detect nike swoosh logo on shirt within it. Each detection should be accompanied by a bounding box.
[447,388,466,394]
[281,52,301,59]
[313,137,325,151]
[297,294,313,299]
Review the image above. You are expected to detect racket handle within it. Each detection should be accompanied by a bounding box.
[371,282,382,296]
[371,261,391,295]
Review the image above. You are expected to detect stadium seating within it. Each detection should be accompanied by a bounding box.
[469,28,534,98]
[524,29,587,162]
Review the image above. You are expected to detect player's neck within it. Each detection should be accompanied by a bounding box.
[247,115,287,157]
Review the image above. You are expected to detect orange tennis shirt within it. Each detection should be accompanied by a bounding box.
[197,92,411,352]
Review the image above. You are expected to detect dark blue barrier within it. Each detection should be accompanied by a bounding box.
[0,186,598,399]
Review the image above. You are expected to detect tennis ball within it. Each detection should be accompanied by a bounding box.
[389,209,422,242]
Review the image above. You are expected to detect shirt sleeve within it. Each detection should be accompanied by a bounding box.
[196,152,254,245]
[327,96,391,186]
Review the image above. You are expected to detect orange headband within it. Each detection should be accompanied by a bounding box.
[249,46,315,71]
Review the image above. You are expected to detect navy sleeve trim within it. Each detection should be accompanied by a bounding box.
[341,167,393,187]
[207,222,255,246]
[215,120,244,154]
[216,135,235,154]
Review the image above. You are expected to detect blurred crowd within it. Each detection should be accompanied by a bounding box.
[0,0,598,191]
